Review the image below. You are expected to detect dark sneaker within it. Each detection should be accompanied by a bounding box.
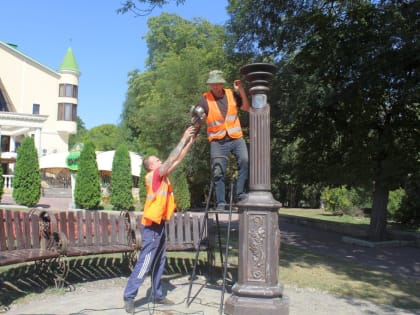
[124,299,134,314]
[155,297,175,305]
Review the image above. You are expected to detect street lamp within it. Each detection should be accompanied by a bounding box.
[224,63,289,315]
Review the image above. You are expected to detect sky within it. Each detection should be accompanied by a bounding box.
[0,0,229,129]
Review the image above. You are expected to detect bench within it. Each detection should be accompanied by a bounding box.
[132,211,215,270]
[1,209,213,289]
[0,209,66,284]
[47,209,141,285]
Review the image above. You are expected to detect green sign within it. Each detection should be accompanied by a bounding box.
[66,143,83,171]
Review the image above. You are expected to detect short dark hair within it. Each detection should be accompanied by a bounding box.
[143,156,152,171]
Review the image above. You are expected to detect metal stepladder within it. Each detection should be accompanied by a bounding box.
[186,156,237,315]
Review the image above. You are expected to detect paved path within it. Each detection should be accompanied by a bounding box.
[7,276,420,315]
[279,220,420,281]
[1,194,73,211]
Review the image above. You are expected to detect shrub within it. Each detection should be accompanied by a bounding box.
[12,137,41,206]
[138,164,147,211]
[170,167,190,212]
[394,175,420,227]
[387,188,406,219]
[74,141,101,209]
[321,186,351,214]
[110,144,134,210]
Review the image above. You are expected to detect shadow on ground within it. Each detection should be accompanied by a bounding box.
[0,255,234,309]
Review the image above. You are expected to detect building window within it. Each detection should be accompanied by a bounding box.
[1,136,10,152]
[57,103,77,121]
[33,103,40,114]
[59,84,78,98]
[0,90,9,112]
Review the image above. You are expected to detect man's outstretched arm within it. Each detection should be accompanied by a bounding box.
[159,126,196,177]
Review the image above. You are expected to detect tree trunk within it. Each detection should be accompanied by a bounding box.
[369,182,389,241]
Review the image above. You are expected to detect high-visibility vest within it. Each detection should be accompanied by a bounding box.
[204,89,243,142]
[141,171,176,226]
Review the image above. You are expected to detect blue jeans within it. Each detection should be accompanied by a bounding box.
[210,137,249,205]
[123,222,166,302]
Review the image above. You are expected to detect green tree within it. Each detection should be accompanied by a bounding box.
[13,137,41,206]
[110,144,134,210]
[85,124,122,151]
[118,0,186,16]
[69,116,88,150]
[228,0,420,240]
[74,141,101,209]
[120,13,229,206]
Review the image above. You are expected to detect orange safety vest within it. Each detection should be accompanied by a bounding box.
[204,89,243,142]
[141,171,176,226]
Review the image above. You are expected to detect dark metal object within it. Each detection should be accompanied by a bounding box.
[190,104,206,135]
[186,176,214,307]
[224,63,289,315]
[219,181,235,315]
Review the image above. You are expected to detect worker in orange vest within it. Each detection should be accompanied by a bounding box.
[197,70,250,210]
[123,126,196,314]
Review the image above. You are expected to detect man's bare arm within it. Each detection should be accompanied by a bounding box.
[159,126,196,177]
[166,133,196,175]
[234,80,250,112]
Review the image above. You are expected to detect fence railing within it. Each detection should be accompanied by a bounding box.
[2,175,13,192]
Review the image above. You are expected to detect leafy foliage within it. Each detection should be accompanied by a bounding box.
[110,144,134,210]
[70,119,122,152]
[85,124,123,151]
[120,13,231,207]
[118,0,186,16]
[12,137,41,206]
[321,186,351,214]
[169,167,190,211]
[227,0,420,240]
[74,141,101,209]
[395,174,420,227]
[138,164,147,210]
[69,117,88,150]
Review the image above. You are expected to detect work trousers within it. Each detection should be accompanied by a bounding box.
[123,221,166,301]
[210,137,249,205]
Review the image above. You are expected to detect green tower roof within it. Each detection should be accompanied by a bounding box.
[59,47,80,73]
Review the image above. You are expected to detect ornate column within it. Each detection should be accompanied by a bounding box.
[225,63,289,315]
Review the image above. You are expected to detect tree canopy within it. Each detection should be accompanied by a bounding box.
[120,13,232,206]
[227,0,419,239]
[117,0,419,239]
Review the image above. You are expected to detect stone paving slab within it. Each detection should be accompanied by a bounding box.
[7,276,420,315]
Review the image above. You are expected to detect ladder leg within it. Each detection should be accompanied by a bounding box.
[186,180,213,307]
[219,181,234,314]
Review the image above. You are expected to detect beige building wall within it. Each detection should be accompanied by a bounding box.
[0,41,78,157]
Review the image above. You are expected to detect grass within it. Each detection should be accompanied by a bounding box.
[279,208,371,224]
[279,208,420,232]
